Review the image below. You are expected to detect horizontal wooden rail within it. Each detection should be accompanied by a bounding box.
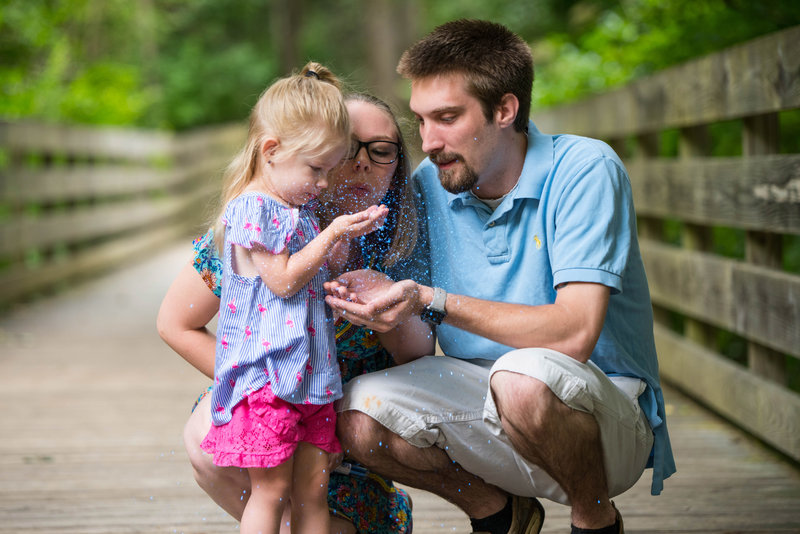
[0,152,230,205]
[0,187,209,257]
[642,239,800,358]
[0,121,173,162]
[534,25,800,138]
[654,325,800,461]
[0,121,243,306]
[629,155,800,234]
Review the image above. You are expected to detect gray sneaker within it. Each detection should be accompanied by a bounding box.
[470,495,545,534]
[507,495,545,534]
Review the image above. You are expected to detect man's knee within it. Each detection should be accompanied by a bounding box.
[490,370,564,432]
[336,409,384,457]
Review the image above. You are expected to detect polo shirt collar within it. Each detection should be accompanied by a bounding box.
[446,120,553,208]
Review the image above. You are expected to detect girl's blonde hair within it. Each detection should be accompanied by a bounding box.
[213,62,350,247]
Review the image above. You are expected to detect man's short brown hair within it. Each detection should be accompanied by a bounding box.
[397,19,533,133]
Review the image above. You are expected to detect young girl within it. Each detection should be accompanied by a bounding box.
[200,62,388,534]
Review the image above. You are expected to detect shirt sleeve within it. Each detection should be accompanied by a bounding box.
[224,194,299,254]
[191,229,223,297]
[549,154,636,294]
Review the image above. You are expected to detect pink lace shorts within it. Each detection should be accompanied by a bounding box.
[201,384,341,468]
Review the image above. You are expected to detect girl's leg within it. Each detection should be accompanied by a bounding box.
[243,463,293,534]
[290,443,332,534]
[185,396,351,533]
[183,393,250,519]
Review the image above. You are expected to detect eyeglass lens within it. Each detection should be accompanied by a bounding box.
[350,140,400,164]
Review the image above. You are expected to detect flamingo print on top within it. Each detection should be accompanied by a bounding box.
[210,192,341,426]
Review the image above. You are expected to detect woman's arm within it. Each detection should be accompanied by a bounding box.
[157,262,220,378]
[377,315,435,364]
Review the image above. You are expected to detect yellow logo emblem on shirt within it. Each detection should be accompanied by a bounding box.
[534,235,542,249]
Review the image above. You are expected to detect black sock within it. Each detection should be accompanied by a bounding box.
[469,496,513,534]
[570,518,620,534]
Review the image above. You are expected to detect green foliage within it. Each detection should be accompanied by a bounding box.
[60,62,155,124]
[2,0,800,129]
[0,0,156,124]
[152,0,278,130]
[531,0,800,110]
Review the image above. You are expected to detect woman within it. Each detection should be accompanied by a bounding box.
[157,92,433,534]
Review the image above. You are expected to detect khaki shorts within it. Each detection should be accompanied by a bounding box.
[337,348,653,505]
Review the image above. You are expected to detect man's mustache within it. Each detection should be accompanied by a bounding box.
[430,152,463,166]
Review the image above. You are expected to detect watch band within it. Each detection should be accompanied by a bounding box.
[420,287,447,325]
[429,286,447,313]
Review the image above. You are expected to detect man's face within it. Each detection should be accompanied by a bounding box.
[409,73,499,195]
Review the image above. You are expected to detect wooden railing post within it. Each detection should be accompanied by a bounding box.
[743,113,787,385]
[635,132,671,328]
[679,125,715,349]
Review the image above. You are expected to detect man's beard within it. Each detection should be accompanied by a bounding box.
[431,152,478,194]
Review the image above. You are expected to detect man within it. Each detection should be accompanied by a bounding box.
[325,19,675,534]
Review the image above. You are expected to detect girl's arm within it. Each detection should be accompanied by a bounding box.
[252,206,388,298]
[157,262,219,378]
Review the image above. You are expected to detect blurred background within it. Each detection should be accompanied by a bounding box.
[3,0,800,131]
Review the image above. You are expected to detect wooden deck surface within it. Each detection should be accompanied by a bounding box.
[1,241,798,533]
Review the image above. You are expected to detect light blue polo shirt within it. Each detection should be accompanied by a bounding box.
[406,120,675,495]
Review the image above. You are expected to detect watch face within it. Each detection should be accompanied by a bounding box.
[420,308,445,325]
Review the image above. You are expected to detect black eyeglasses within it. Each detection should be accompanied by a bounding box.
[348,139,401,165]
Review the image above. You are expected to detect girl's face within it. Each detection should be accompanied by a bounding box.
[263,143,347,208]
[322,100,399,215]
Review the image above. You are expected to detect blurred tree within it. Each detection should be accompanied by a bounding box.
[530,0,800,110]
[2,0,799,129]
[0,0,158,125]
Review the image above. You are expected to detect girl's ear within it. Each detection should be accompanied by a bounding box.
[261,138,279,160]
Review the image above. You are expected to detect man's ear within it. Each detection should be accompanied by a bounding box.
[495,93,520,129]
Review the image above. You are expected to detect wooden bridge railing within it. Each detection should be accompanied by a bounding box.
[0,121,244,307]
[535,25,800,462]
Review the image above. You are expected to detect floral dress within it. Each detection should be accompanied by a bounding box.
[191,229,412,533]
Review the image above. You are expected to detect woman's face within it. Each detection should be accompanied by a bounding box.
[321,100,399,215]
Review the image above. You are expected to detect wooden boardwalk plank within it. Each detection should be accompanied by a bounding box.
[0,241,798,533]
